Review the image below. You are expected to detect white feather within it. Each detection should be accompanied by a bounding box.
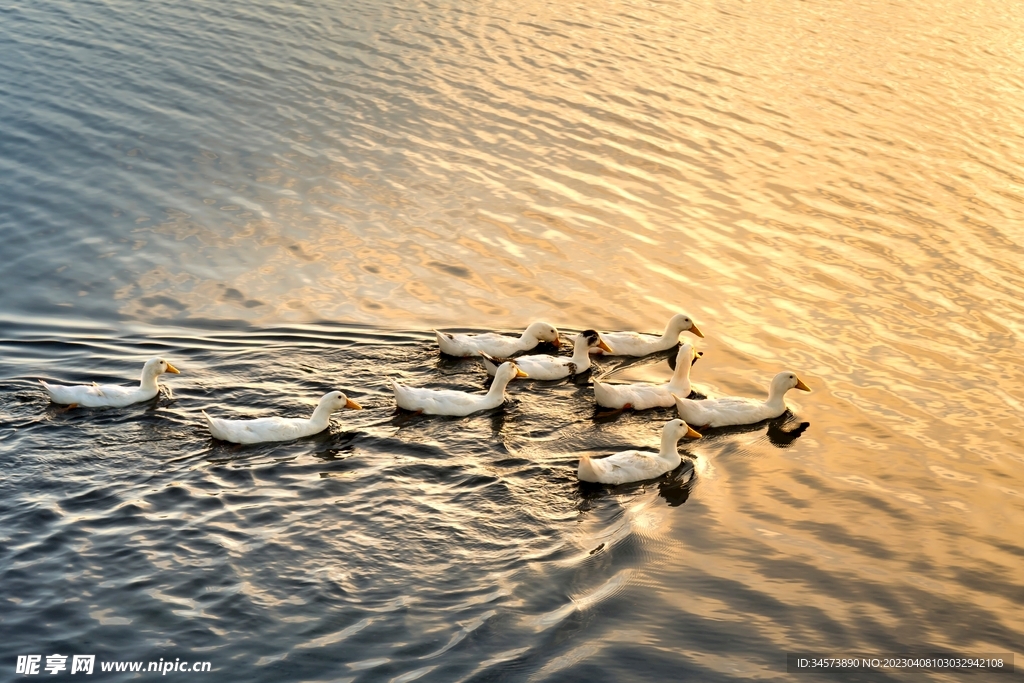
[590,313,703,357]
[203,391,362,444]
[673,371,810,428]
[435,322,560,357]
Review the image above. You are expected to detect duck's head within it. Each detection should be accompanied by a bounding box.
[525,321,561,347]
[772,371,811,394]
[665,418,702,441]
[320,390,363,412]
[667,313,703,338]
[578,329,613,353]
[495,361,529,382]
[676,342,703,367]
[143,357,180,377]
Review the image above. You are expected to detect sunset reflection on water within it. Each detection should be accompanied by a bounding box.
[1,0,1022,678]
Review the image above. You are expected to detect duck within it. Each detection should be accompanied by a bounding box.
[435,321,560,357]
[203,390,362,444]
[40,357,180,408]
[577,418,702,484]
[391,360,527,416]
[592,342,702,410]
[591,313,703,356]
[673,371,810,429]
[479,329,612,380]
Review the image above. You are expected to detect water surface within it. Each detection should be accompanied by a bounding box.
[1,0,1023,680]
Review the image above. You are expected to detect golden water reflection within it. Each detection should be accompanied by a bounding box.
[105,0,1024,656]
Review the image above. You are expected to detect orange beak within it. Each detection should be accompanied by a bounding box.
[345,398,363,409]
[689,322,704,338]
[598,337,614,353]
[685,425,702,439]
[795,378,810,392]
[165,362,180,374]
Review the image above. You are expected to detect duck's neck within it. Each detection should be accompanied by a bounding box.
[658,431,683,467]
[765,384,788,412]
[309,403,334,428]
[516,331,538,350]
[666,354,692,391]
[659,321,682,344]
[487,374,514,400]
[139,371,160,392]
[570,341,592,371]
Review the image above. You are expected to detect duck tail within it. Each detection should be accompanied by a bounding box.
[39,379,56,400]
[478,352,502,375]
[201,410,222,439]
[200,411,223,438]
[592,380,616,408]
[434,330,457,354]
[578,455,600,483]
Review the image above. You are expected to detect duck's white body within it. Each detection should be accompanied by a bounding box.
[480,330,612,380]
[577,419,702,484]
[391,361,527,416]
[592,313,703,356]
[593,343,701,410]
[673,371,810,428]
[40,358,180,408]
[435,321,560,357]
[203,391,362,444]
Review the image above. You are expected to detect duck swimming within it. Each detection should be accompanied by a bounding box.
[391,360,527,416]
[577,418,702,484]
[203,390,362,444]
[40,357,180,408]
[479,329,612,380]
[592,313,703,356]
[673,371,810,429]
[435,321,560,357]
[592,342,702,410]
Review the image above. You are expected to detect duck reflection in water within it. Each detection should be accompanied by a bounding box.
[576,460,697,508]
[650,411,810,448]
[314,431,361,461]
[767,417,810,447]
[657,461,696,507]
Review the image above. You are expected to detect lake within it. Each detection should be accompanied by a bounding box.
[1,0,1022,680]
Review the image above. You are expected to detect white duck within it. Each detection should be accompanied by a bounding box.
[40,357,180,408]
[203,390,362,444]
[592,342,702,410]
[479,330,612,380]
[577,418,702,485]
[435,321,560,357]
[673,371,810,429]
[592,313,703,356]
[391,361,527,416]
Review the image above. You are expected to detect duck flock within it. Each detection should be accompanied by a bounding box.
[39,313,810,486]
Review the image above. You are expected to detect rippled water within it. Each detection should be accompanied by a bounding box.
[2,0,1023,680]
